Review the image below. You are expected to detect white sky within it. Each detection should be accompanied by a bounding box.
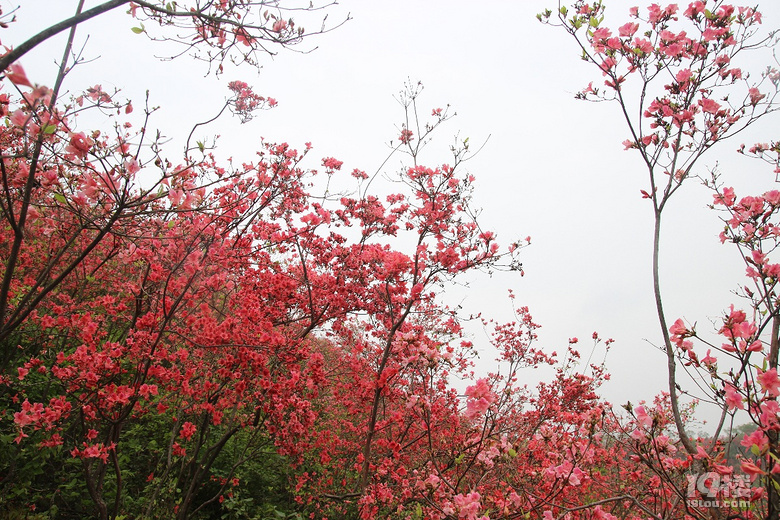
[5,0,780,430]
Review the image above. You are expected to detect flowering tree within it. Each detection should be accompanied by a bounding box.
[0,2,590,520]
[11,0,780,519]
[0,0,661,517]
[542,0,780,518]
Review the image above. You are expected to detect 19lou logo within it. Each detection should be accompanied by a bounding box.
[686,472,751,508]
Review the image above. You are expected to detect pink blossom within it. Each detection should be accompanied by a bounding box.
[272,19,288,33]
[65,132,94,159]
[701,349,717,367]
[758,369,780,397]
[675,68,693,84]
[619,22,639,38]
[464,378,497,419]
[669,319,688,336]
[699,97,721,114]
[724,383,744,410]
[633,38,653,55]
[661,40,685,57]
[760,400,780,428]
[6,63,33,88]
[124,158,140,175]
[592,27,612,41]
[582,82,596,96]
[321,157,343,171]
[568,466,586,485]
[713,187,736,206]
[669,318,693,347]
[715,54,731,67]
[716,5,735,18]
[741,429,769,453]
[684,1,705,18]
[86,85,111,103]
[764,190,780,205]
[600,57,617,72]
[694,445,709,459]
[453,491,482,520]
[648,3,663,23]
[423,473,440,489]
[720,319,756,340]
[741,460,765,481]
[749,87,765,106]
[593,506,619,520]
[634,405,653,428]
[727,305,746,324]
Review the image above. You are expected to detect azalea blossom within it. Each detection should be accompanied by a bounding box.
[741,460,765,481]
[464,378,497,419]
[6,63,33,88]
[724,383,744,410]
[758,368,780,397]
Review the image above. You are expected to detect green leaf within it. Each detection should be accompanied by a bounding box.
[42,124,57,134]
[752,444,761,456]
[559,6,568,16]
[454,453,465,465]
[131,23,145,34]
[508,448,517,458]
[589,16,599,27]
[54,193,66,204]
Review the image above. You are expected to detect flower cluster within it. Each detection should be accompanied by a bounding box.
[227,80,277,122]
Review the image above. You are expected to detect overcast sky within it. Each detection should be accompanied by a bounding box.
[6,0,780,429]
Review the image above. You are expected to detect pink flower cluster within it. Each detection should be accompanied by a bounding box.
[464,378,497,419]
[227,81,277,123]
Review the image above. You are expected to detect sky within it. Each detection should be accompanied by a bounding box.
[5,0,780,431]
